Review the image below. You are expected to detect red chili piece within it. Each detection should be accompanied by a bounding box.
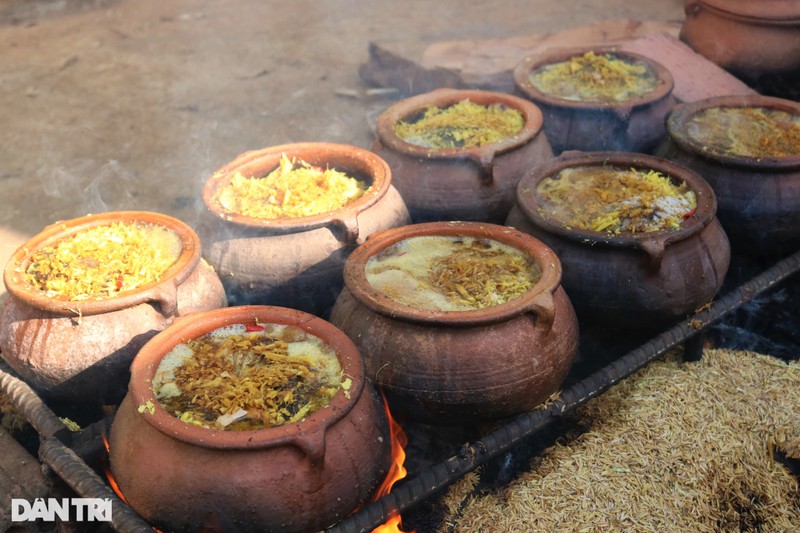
[245,324,265,332]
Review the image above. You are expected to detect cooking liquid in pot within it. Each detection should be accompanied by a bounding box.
[23,221,182,301]
[685,106,800,159]
[364,235,541,311]
[535,166,696,234]
[153,323,344,431]
[528,51,658,103]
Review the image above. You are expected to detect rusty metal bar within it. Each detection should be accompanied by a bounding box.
[2,247,798,533]
[38,436,153,533]
[329,248,800,533]
[0,359,68,439]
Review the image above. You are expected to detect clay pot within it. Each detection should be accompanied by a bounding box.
[371,88,553,223]
[656,95,800,256]
[329,221,579,424]
[506,151,731,329]
[513,47,676,155]
[199,142,410,317]
[681,0,800,78]
[0,211,227,403]
[108,305,391,533]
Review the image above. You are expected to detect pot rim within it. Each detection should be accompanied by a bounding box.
[513,151,718,254]
[665,95,800,170]
[202,142,393,239]
[374,88,545,162]
[3,211,201,317]
[341,221,563,327]
[512,46,675,112]
[127,305,366,453]
[691,0,800,24]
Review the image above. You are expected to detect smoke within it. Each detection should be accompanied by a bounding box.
[83,160,140,214]
[37,158,141,215]
[708,285,800,362]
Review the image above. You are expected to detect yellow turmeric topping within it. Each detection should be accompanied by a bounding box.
[686,106,800,159]
[24,221,182,301]
[529,51,658,102]
[216,154,369,219]
[153,323,343,431]
[365,236,541,311]
[393,99,525,149]
[536,166,696,234]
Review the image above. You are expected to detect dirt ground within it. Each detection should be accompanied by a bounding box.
[0,0,684,274]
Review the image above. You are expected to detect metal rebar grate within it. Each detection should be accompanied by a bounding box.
[328,248,800,533]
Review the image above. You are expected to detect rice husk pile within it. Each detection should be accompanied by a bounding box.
[439,349,800,532]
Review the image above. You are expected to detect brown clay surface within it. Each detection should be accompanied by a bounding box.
[0,0,684,288]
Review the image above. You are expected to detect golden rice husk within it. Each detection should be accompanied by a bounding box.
[439,349,800,532]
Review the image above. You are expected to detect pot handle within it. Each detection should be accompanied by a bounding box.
[613,105,632,122]
[525,289,556,330]
[471,148,497,185]
[147,279,179,317]
[639,238,666,271]
[293,427,327,467]
[684,0,702,17]
[332,216,360,243]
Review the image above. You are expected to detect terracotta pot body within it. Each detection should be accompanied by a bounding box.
[506,152,731,329]
[681,0,800,77]
[109,305,391,533]
[371,88,553,224]
[329,222,579,424]
[199,142,410,316]
[656,95,800,256]
[0,212,227,403]
[513,47,676,155]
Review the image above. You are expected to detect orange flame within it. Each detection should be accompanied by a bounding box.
[102,434,165,533]
[101,399,412,533]
[101,434,129,505]
[371,393,413,533]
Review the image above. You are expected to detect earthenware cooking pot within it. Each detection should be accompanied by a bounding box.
[0,211,227,403]
[329,221,579,424]
[513,46,675,155]
[372,88,553,223]
[506,151,730,329]
[656,94,800,256]
[199,142,410,317]
[108,305,391,533]
[681,0,800,77]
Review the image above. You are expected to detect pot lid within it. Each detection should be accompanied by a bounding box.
[698,0,800,22]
